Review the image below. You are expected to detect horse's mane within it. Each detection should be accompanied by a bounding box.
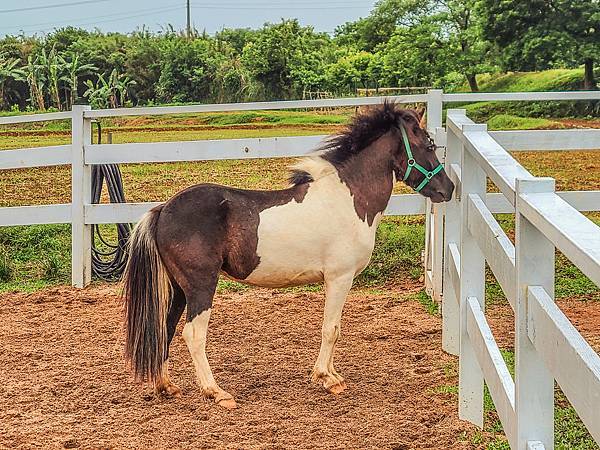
[289,101,419,186]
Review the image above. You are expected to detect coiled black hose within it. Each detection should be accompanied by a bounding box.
[90,122,131,280]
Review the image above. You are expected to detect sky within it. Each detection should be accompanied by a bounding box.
[0,0,377,37]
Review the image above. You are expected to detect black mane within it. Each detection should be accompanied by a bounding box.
[288,101,419,186]
[321,101,416,168]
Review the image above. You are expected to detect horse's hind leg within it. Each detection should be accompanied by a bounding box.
[311,273,354,394]
[181,271,237,410]
[155,284,186,398]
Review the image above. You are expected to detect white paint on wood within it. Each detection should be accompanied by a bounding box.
[528,286,600,444]
[85,136,327,164]
[519,192,600,287]
[0,145,71,170]
[444,91,600,102]
[515,177,556,450]
[463,128,534,206]
[441,123,462,355]
[0,204,71,226]
[458,128,487,428]
[71,105,92,289]
[485,191,600,214]
[491,130,600,151]
[466,297,515,443]
[84,94,429,118]
[467,194,516,310]
[447,242,461,305]
[0,110,71,125]
[527,441,546,450]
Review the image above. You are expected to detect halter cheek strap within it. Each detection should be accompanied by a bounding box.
[400,124,444,192]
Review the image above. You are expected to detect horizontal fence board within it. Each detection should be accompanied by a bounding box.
[491,130,600,151]
[466,297,516,442]
[77,190,600,225]
[85,194,427,224]
[468,194,516,309]
[485,191,600,214]
[85,202,161,224]
[0,145,71,170]
[85,136,327,164]
[463,130,534,206]
[449,163,462,198]
[519,192,600,286]
[448,242,461,304]
[84,95,428,118]
[444,91,600,102]
[0,111,71,125]
[528,286,600,443]
[0,204,71,226]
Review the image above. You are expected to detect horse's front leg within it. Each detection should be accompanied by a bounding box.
[311,273,354,394]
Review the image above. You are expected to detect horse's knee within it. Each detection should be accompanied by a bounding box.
[321,323,340,345]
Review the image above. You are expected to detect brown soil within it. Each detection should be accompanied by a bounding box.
[487,299,600,351]
[0,284,479,449]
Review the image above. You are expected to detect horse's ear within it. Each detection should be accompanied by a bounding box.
[416,107,427,129]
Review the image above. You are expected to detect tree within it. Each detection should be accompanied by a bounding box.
[380,18,452,88]
[24,54,46,111]
[84,69,135,108]
[441,0,495,91]
[0,55,25,109]
[481,0,599,89]
[61,52,97,108]
[242,20,332,100]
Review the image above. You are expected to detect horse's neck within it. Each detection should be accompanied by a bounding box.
[333,142,395,227]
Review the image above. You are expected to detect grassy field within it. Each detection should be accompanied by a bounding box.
[1,104,600,448]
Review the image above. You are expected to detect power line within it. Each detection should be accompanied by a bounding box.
[0,0,113,14]
[4,4,183,32]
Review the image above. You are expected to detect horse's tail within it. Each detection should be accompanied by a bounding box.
[122,205,172,386]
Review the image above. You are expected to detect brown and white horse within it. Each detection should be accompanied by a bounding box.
[122,102,454,409]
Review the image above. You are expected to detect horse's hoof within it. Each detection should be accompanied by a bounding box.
[216,397,238,410]
[157,383,182,398]
[214,391,237,409]
[326,381,347,395]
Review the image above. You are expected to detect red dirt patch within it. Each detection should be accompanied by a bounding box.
[487,299,600,351]
[0,285,478,449]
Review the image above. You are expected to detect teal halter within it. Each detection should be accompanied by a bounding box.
[399,124,444,192]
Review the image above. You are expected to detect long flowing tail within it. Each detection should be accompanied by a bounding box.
[122,205,172,385]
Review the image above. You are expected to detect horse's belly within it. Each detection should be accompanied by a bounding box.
[241,191,379,288]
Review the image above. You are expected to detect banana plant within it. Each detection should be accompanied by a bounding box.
[0,54,26,110]
[24,54,46,111]
[84,69,136,109]
[60,53,97,109]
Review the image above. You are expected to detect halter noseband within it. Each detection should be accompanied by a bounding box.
[399,124,444,192]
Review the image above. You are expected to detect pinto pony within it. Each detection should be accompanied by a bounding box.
[122,102,454,409]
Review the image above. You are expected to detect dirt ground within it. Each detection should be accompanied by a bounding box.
[0,284,482,449]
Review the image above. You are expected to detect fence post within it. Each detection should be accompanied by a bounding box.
[458,123,487,427]
[515,178,556,450]
[425,89,444,300]
[441,117,461,356]
[71,104,92,288]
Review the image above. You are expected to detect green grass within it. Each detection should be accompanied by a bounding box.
[473,69,594,93]
[450,68,600,121]
[486,114,561,130]
[0,224,71,292]
[411,289,439,315]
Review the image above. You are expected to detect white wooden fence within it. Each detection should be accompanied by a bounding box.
[1,90,600,447]
[441,107,600,449]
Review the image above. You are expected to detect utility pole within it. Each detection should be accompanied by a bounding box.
[186,0,191,38]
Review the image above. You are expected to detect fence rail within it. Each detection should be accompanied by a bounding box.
[1,90,600,448]
[443,107,600,449]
